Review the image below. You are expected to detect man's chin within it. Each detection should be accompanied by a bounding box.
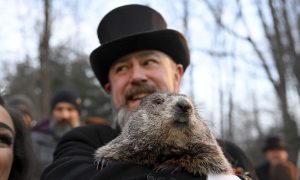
[50,121,73,140]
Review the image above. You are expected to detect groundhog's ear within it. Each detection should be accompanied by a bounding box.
[104,83,111,93]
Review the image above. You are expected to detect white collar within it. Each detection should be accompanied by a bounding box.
[207,174,241,180]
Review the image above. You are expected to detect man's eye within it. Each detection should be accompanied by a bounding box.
[115,65,128,73]
[68,108,76,112]
[55,107,63,112]
[143,59,157,66]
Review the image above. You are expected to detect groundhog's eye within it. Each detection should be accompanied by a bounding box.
[153,97,164,105]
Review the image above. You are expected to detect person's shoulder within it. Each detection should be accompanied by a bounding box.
[66,124,117,137]
[60,124,119,146]
[31,118,51,133]
[31,130,53,140]
[52,125,119,161]
[285,160,297,168]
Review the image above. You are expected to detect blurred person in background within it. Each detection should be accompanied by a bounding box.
[0,94,36,180]
[255,136,298,180]
[6,94,35,128]
[31,88,82,172]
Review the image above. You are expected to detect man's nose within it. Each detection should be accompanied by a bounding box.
[61,109,71,119]
[130,64,147,83]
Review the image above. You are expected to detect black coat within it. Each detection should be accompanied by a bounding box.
[41,125,206,180]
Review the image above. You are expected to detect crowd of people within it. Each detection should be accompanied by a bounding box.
[1,4,298,180]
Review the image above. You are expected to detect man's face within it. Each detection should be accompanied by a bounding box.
[265,149,288,166]
[105,50,184,111]
[50,102,80,139]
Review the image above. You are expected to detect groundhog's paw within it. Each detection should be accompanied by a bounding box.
[95,147,109,158]
[154,160,182,173]
[95,148,120,170]
[95,146,119,161]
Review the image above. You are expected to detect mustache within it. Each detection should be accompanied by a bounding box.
[113,82,157,128]
[124,82,157,102]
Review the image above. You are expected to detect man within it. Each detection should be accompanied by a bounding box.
[255,136,298,180]
[42,5,246,179]
[32,89,81,171]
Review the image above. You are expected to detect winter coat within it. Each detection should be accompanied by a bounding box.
[31,118,58,170]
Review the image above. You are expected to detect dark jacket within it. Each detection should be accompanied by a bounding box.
[41,125,208,180]
[31,118,58,170]
[32,118,84,177]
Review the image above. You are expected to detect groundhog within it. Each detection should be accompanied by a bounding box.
[95,93,232,176]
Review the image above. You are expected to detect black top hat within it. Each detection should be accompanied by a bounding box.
[263,136,287,152]
[90,4,190,87]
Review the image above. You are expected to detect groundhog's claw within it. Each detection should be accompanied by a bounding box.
[95,158,111,170]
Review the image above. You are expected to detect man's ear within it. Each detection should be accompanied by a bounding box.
[176,64,184,79]
[174,64,184,92]
[104,83,111,94]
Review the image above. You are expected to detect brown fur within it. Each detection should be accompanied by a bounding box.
[95,93,232,176]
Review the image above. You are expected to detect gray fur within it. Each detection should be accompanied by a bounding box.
[95,93,232,175]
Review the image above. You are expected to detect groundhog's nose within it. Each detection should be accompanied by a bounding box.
[175,99,192,114]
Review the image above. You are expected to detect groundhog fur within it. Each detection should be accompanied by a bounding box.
[95,93,232,176]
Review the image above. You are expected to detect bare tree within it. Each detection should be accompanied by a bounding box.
[182,0,195,99]
[251,92,264,137]
[39,0,51,115]
[202,0,300,163]
[253,0,300,163]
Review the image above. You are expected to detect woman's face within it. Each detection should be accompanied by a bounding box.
[0,105,15,180]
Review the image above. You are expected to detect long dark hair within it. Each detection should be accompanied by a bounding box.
[9,108,37,180]
[0,95,36,180]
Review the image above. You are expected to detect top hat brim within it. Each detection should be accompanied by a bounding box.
[90,29,190,87]
[262,136,288,152]
[263,145,287,152]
